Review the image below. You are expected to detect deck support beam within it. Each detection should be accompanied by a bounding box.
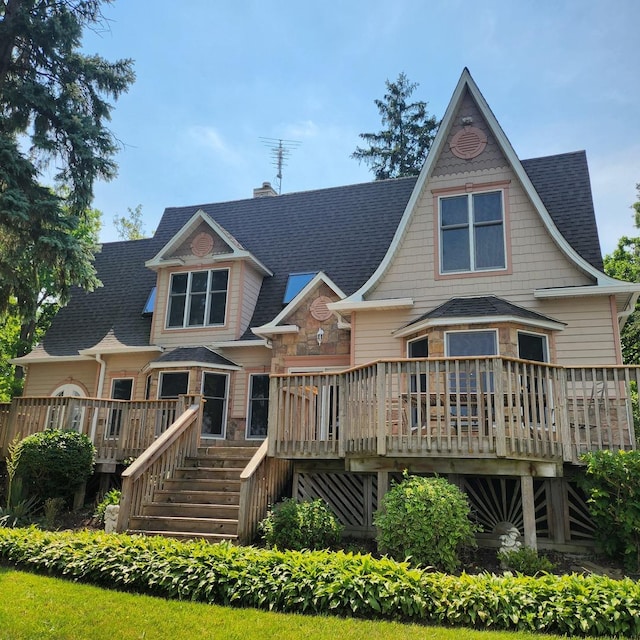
[521,474,538,550]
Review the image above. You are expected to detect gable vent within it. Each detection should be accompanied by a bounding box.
[450,126,487,160]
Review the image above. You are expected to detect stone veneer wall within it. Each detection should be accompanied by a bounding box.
[270,282,351,373]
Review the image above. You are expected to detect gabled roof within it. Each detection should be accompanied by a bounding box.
[145,209,272,276]
[344,68,619,305]
[151,178,418,335]
[21,69,626,360]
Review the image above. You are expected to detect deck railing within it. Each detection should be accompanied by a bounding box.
[117,399,202,533]
[237,439,293,544]
[269,357,640,464]
[0,396,182,463]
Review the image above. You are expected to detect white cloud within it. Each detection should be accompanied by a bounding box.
[187,126,243,166]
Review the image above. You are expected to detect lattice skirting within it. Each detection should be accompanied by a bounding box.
[294,469,595,548]
[295,471,377,536]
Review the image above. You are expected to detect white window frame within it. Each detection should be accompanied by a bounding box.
[444,329,499,357]
[165,268,229,329]
[48,383,86,431]
[245,373,270,440]
[517,330,549,363]
[439,189,506,274]
[406,335,429,358]
[201,371,229,439]
[157,371,190,399]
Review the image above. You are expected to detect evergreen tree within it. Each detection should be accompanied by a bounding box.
[352,72,439,180]
[0,0,134,388]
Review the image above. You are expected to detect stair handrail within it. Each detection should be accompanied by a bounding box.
[117,398,203,533]
[237,438,293,544]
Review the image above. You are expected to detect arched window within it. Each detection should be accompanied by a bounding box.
[48,383,86,431]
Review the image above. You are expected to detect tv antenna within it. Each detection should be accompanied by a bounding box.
[259,137,301,194]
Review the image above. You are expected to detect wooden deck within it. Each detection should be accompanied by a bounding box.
[267,357,639,467]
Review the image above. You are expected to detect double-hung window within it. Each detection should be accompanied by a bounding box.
[440,191,505,273]
[166,269,228,328]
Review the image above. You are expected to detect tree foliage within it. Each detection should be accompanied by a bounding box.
[0,0,133,393]
[352,72,439,180]
[374,473,478,572]
[580,450,640,571]
[113,203,146,240]
[604,184,640,363]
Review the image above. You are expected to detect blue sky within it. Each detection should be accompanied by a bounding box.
[83,0,640,256]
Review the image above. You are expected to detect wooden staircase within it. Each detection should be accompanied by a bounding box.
[127,444,259,542]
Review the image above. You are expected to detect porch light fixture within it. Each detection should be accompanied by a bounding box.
[316,327,324,346]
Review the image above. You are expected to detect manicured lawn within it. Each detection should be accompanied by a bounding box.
[0,567,568,640]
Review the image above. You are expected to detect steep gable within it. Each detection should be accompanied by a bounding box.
[432,87,508,177]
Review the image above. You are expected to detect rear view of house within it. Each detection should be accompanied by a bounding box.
[3,69,639,549]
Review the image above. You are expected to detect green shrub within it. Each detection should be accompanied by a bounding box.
[497,546,556,575]
[374,473,478,572]
[15,430,95,506]
[259,498,342,550]
[94,489,121,526]
[0,527,639,637]
[580,449,640,571]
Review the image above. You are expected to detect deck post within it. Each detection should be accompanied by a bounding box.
[494,359,507,457]
[376,362,387,456]
[521,474,538,550]
[557,368,573,462]
[267,376,279,457]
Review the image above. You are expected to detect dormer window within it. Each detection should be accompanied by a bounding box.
[440,190,505,273]
[166,269,229,328]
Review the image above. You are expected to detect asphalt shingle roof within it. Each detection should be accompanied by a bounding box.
[522,151,603,271]
[32,151,604,356]
[409,296,564,326]
[151,347,238,368]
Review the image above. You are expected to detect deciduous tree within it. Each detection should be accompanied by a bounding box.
[604,185,640,364]
[113,204,146,240]
[352,72,439,180]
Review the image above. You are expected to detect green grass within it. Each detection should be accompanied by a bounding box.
[0,567,568,640]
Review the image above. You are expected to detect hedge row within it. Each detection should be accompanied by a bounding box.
[1,527,639,637]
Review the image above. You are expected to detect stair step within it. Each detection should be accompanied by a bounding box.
[128,530,237,543]
[142,503,239,519]
[174,467,244,481]
[195,446,259,459]
[129,515,238,535]
[186,456,253,469]
[162,478,241,492]
[153,490,240,505]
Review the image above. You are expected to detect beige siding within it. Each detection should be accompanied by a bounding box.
[539,297,618,365]
[23,361,99,397]
[238,264,263,336]
[353,310,408,365]
[102,352,157,400]
[223,346,272,418]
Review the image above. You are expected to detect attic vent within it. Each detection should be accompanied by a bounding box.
[310,296,333,322]
[191,232,214,257]
[450,126,487,160]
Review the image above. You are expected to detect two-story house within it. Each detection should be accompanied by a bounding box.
[4,69,639,549]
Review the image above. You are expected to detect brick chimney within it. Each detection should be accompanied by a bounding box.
[253,181,278,198]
